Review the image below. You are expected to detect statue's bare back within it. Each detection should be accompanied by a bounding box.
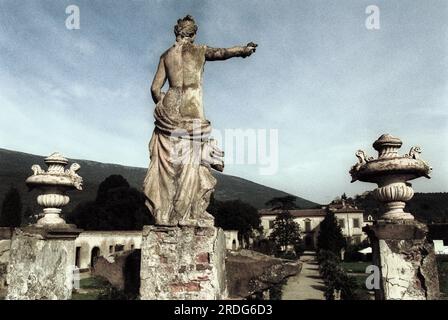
[159,42,207,120]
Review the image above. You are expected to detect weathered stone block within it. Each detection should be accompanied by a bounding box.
[140,225,227,300]
[6,227,81,300]
[225,249,301,298]
[0,240,11,298]
[0,228,13,299]
[92,249,141,295]
[364,220,440,300]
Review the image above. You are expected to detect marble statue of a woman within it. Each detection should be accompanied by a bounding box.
[143,15,257,226]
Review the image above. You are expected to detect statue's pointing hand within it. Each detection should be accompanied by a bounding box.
[243,42,258,58]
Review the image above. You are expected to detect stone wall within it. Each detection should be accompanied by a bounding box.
[6,228,79,300]
[0,228,12,298]
[226,249,301,298]
[365,220,440,300]
[0,240,11,298]
[140,225,227,300]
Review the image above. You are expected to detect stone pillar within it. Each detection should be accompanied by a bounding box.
[364,220,439,300]
[350,134,439,300]
[140,225,227,300]
[6,226,81,300]
[0,228,13,298]
[5,152,84,300]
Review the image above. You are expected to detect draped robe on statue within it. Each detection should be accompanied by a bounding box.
[143,43,217,226]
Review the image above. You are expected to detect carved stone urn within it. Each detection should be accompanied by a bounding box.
[25,152,83,227]
[349,134,432,220]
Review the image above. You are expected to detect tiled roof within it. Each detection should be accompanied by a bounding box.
[259,209,326,217]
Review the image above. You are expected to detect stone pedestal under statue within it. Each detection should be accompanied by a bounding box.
[6,226,81,300]
[364,220,439,300]
[140,225,227,300]
[6,152,84,300]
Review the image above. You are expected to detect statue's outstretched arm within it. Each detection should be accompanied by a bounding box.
[151,57,167,104]
[205,42,257,61]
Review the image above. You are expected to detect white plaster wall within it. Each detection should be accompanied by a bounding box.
[293,217,324,233]
[74,231,142,269]
[260,216,276,236]
[224,230,239,250]
[334,212,365,240]
[433,240,448,255]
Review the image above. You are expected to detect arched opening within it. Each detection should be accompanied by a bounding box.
[304,235,313,250]
[75,246,81,268]
[90,247,101,269]
[232,239,237,250]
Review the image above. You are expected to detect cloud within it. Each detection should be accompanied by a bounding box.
[0,0,447,203]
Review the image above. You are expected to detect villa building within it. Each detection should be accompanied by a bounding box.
[259,201,372,250]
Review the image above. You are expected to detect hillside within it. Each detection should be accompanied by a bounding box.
[355,192,448,223]
[0,148,318,215]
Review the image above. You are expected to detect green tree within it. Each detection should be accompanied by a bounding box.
[96,175,130,203]
[211,199,261,244]
[0,186,22,227]
[317,249,359,300]
[265,195,303,257]
[317,209,346,255]
[22,206,36,226]
[68,175,154,230]
[265,195,298,211]
[269,211,302,255]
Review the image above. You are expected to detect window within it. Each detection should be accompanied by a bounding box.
[130,244,135,250]
[353,235,361,244]
[91,247,100,268]
[109,245,113,254]
[305,220,311,232]
[353,218,360,228]
[338,219,345,228]
[115,244,124,252]
[269,220,275,229]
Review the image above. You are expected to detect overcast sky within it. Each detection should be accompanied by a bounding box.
[0,0,447,204]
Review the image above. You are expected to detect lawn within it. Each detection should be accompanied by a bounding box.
[71,276,110,300]
[341,261,370,274]
[341,261,374,300]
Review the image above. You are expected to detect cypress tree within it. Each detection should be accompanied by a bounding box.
[317,209,346,255]
[0,186,22,227]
